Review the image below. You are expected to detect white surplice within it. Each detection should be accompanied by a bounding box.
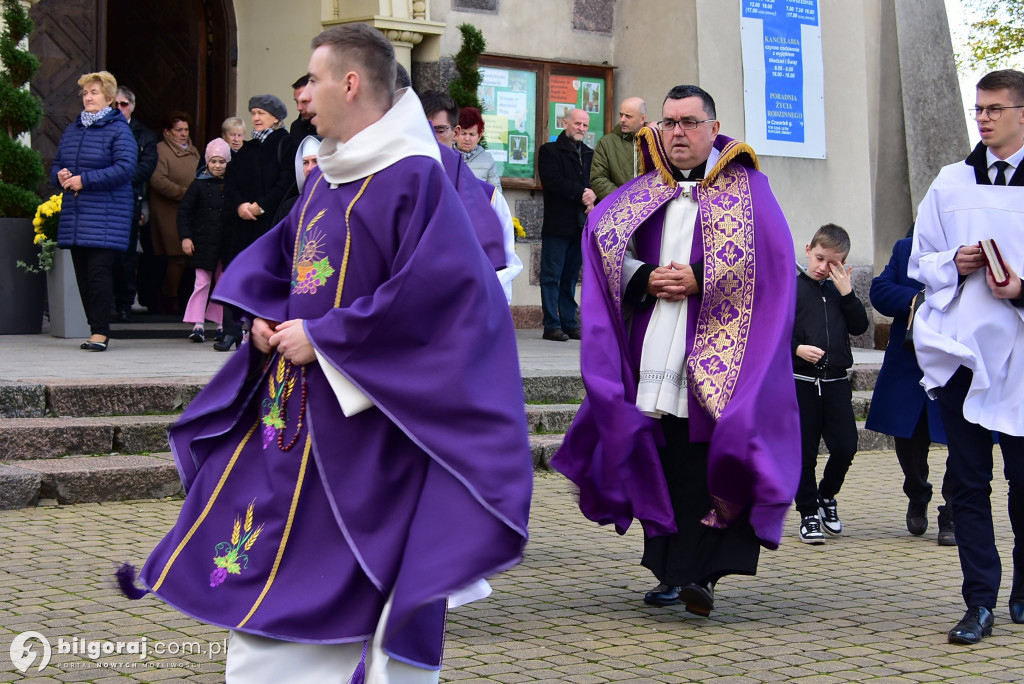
[635,181,700,418]
[909,160,1024,436]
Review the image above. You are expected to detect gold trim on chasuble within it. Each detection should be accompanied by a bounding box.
[594,172,678,309]
[152,175,372,626]
[686,164,757,422]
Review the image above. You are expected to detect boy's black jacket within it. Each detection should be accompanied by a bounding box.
[792,268,869,379]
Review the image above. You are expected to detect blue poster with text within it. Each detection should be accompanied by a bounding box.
[742,0,818,143]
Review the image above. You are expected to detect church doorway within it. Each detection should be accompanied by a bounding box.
[30,0,236,168]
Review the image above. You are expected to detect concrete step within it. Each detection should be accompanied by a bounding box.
[0,415,177,460]
[0,377,206,419]
[0,453,182,509]
[0,404,580,463]
[0,374,589,419]
[0,365,881,420]
[849,364,880,391]
[852,390,872,420]
[525,404,580,434]
[0,432,572,510]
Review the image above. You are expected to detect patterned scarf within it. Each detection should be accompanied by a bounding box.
[251,127,273,144]
[80,107,113,127]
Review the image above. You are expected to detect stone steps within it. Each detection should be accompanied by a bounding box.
[2,431,571,509]
[0,415,177,460]
[0,363,890,509]
[0,453,182,509]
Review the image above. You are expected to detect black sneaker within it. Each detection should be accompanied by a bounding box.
[799,515,825,544]
[188,327,205,343]
[818,497,842,535]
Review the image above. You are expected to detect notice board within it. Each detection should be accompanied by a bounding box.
[476,56,613,189]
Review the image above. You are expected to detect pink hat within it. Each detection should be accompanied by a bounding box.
[205,137,232,164]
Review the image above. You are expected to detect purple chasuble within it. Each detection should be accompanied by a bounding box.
[139,156,533,668]
[438,143,507,271]
[551,135,800,549]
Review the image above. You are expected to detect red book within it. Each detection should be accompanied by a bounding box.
[980,238,1010,287]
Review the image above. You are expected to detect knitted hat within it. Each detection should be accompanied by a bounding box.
[248,94,287,122]
[205,137,231,164]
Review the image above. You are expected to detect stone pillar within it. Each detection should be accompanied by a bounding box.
[894,0,970,211]
[320,0,445,73]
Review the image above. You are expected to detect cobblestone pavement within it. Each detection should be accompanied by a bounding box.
[3,447,1024,683]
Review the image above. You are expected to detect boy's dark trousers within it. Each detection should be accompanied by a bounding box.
[794,377,858,516]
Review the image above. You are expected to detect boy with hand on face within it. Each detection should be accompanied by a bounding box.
[792,223,869,544]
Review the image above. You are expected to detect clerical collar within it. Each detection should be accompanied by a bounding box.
[672,160,707,182]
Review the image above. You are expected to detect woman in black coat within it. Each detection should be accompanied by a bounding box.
[217,94,297,350]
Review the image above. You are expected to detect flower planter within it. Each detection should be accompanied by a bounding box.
[0,218,45,335]
[46,248,90,338]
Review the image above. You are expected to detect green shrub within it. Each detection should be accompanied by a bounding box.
[448,23,485,113]
[0,0,45,217]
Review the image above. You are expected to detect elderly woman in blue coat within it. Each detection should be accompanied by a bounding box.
[52,71,138,351]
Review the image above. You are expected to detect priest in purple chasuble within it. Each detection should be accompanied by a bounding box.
[552,85,799,617]
[120,25,533,683]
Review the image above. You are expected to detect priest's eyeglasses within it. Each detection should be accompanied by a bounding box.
[658,118,715,131]
[969,105,1024,120]
[433,124,452,135]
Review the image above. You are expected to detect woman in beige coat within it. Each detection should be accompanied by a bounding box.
[149,110,200,314]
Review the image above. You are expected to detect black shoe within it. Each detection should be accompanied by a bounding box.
[188,327,205,343]
[80,336,109,352]
[643,583,682,606]
[1010,601,1024,624]
[565,327,582,340]
[907,502,927,536]
[948,606,994,644]
[680,582,714,617]
[117,308,130,323]
[213,335,239,352]
[937,512,956,546]
[543,328,569,342]
[214,328,225,343]
[817,497,842,535]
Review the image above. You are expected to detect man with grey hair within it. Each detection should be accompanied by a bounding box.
[538,107,595,341]
[590,96,647,201]
[125,22,533,683]
[112,85,158,320]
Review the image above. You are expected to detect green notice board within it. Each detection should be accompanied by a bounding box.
[477,66,537,179]
[548,74,605,150]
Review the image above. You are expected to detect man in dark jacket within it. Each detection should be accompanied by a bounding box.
[590,97,646,201]
[113,86,159,321]
[538,107,594,341]
[289,75,318,139]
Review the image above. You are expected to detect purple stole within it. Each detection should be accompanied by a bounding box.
[552,136,800,549]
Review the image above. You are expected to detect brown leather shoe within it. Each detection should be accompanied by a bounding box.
[542,328,569,341]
